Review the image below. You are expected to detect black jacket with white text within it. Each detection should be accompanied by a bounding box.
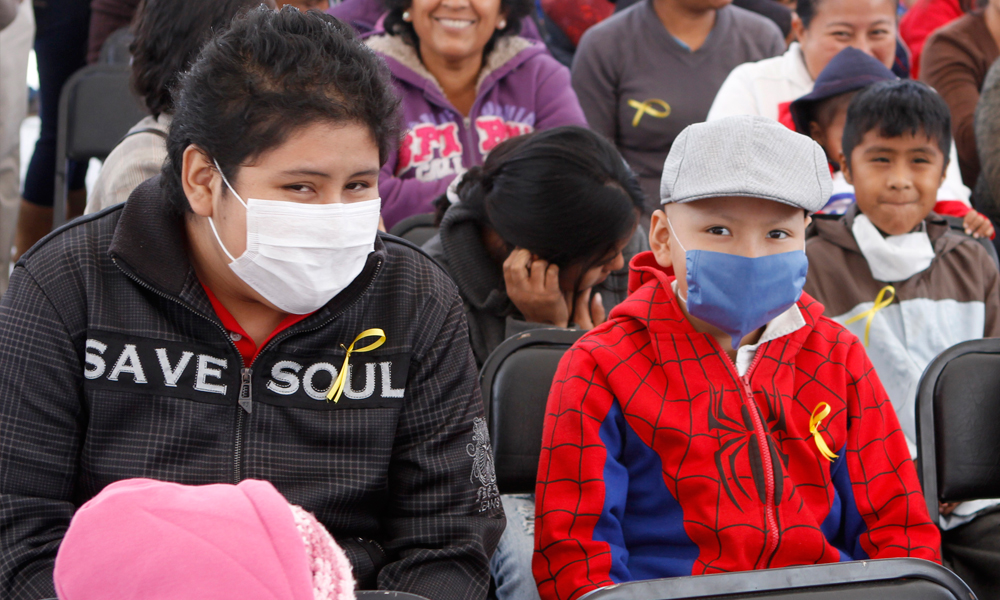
[0,178,504,599]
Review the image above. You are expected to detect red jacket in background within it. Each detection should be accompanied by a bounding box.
[540,0,615,46]
[900,0,967,78]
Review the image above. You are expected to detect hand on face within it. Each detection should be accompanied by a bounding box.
[503,248,571,328]
[571,287,606,331]
[842,131,946,236]
[406,0,506,65]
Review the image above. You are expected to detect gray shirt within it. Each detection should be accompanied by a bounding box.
[572,0,785,211]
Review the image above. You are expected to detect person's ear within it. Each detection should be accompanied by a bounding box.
[839,151,853,185]
[791,13,806,44]
[182,145,220,218]
[649,209,673,268]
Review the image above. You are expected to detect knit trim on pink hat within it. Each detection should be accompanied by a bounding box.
[290,504,356,600]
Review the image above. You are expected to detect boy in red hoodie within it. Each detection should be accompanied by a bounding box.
[532,115,941,600]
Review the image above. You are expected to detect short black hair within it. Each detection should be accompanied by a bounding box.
[810,91,855,131]
[381,0,533,59]
[841,79,951,169]
[162,6,401,214]
[130,0,266,117]
[450,126,644,273]
[796,0,897,28]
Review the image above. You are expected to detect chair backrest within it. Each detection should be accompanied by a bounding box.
[480,328,584,495]
[579,558,973,600]
[99,26,134,65]
[53,64,148,228]
[388,213,438,248]
[916,337,1000,518]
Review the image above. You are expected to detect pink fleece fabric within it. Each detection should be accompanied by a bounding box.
[54,479,318,600]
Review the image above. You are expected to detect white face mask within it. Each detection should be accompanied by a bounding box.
[852,213,935,282]
[209,159,380,314]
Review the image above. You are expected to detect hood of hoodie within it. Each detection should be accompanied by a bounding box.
[366,34,545,107]
[435,199,513,315]
[610,250,827,364]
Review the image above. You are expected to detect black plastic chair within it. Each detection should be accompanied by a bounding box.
[53,64,148,229]
[480,328,584,494]
[388,213,438,248]
[579,558,974,600]
[915,337,1000,519]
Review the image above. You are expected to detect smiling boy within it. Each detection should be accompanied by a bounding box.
[804,79,1000,598]
[533,115,940,600]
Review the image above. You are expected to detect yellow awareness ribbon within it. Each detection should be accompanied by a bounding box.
[844,285,895,347]
[628,98,671,127]
[809,402,839,462]
[326,328,386,403]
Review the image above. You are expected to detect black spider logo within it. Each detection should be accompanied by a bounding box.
[707,379,790,512]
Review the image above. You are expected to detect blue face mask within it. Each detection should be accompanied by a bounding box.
[668,219,808,349]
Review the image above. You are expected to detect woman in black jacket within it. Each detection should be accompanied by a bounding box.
[0,8,502,599]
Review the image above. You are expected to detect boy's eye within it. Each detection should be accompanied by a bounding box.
[706,226,732,236]
[831,30,852,39]
[869,28,890,37]
[870,156,890,163]
[913,157,931,164]
[345,181,371,191]
[767,230,790,240]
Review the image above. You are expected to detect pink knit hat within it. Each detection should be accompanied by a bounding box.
[54,478,355,600]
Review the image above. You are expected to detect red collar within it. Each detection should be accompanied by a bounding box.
[201,283,312,366]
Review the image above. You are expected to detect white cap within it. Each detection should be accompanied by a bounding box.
[660,115,833,213]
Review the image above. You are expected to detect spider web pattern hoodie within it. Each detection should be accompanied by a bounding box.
[532,251,940,600]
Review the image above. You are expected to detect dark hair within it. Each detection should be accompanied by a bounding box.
[382,0,533,60]
[130,0,267,117]
[810,90,855,130]
[162,6,401,214]
[841,79,951,169]
[796,0,897,29]
[445,126,644,275]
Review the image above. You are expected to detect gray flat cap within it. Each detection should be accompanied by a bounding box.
[660,115,833,212]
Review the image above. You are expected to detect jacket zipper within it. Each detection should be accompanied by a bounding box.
[719,342,779,566]
[112,255,385,483]
[111,258,250,482]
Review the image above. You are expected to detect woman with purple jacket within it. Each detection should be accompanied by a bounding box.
[367,0,587,229]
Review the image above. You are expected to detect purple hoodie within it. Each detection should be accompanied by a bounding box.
[367,34,587,228]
